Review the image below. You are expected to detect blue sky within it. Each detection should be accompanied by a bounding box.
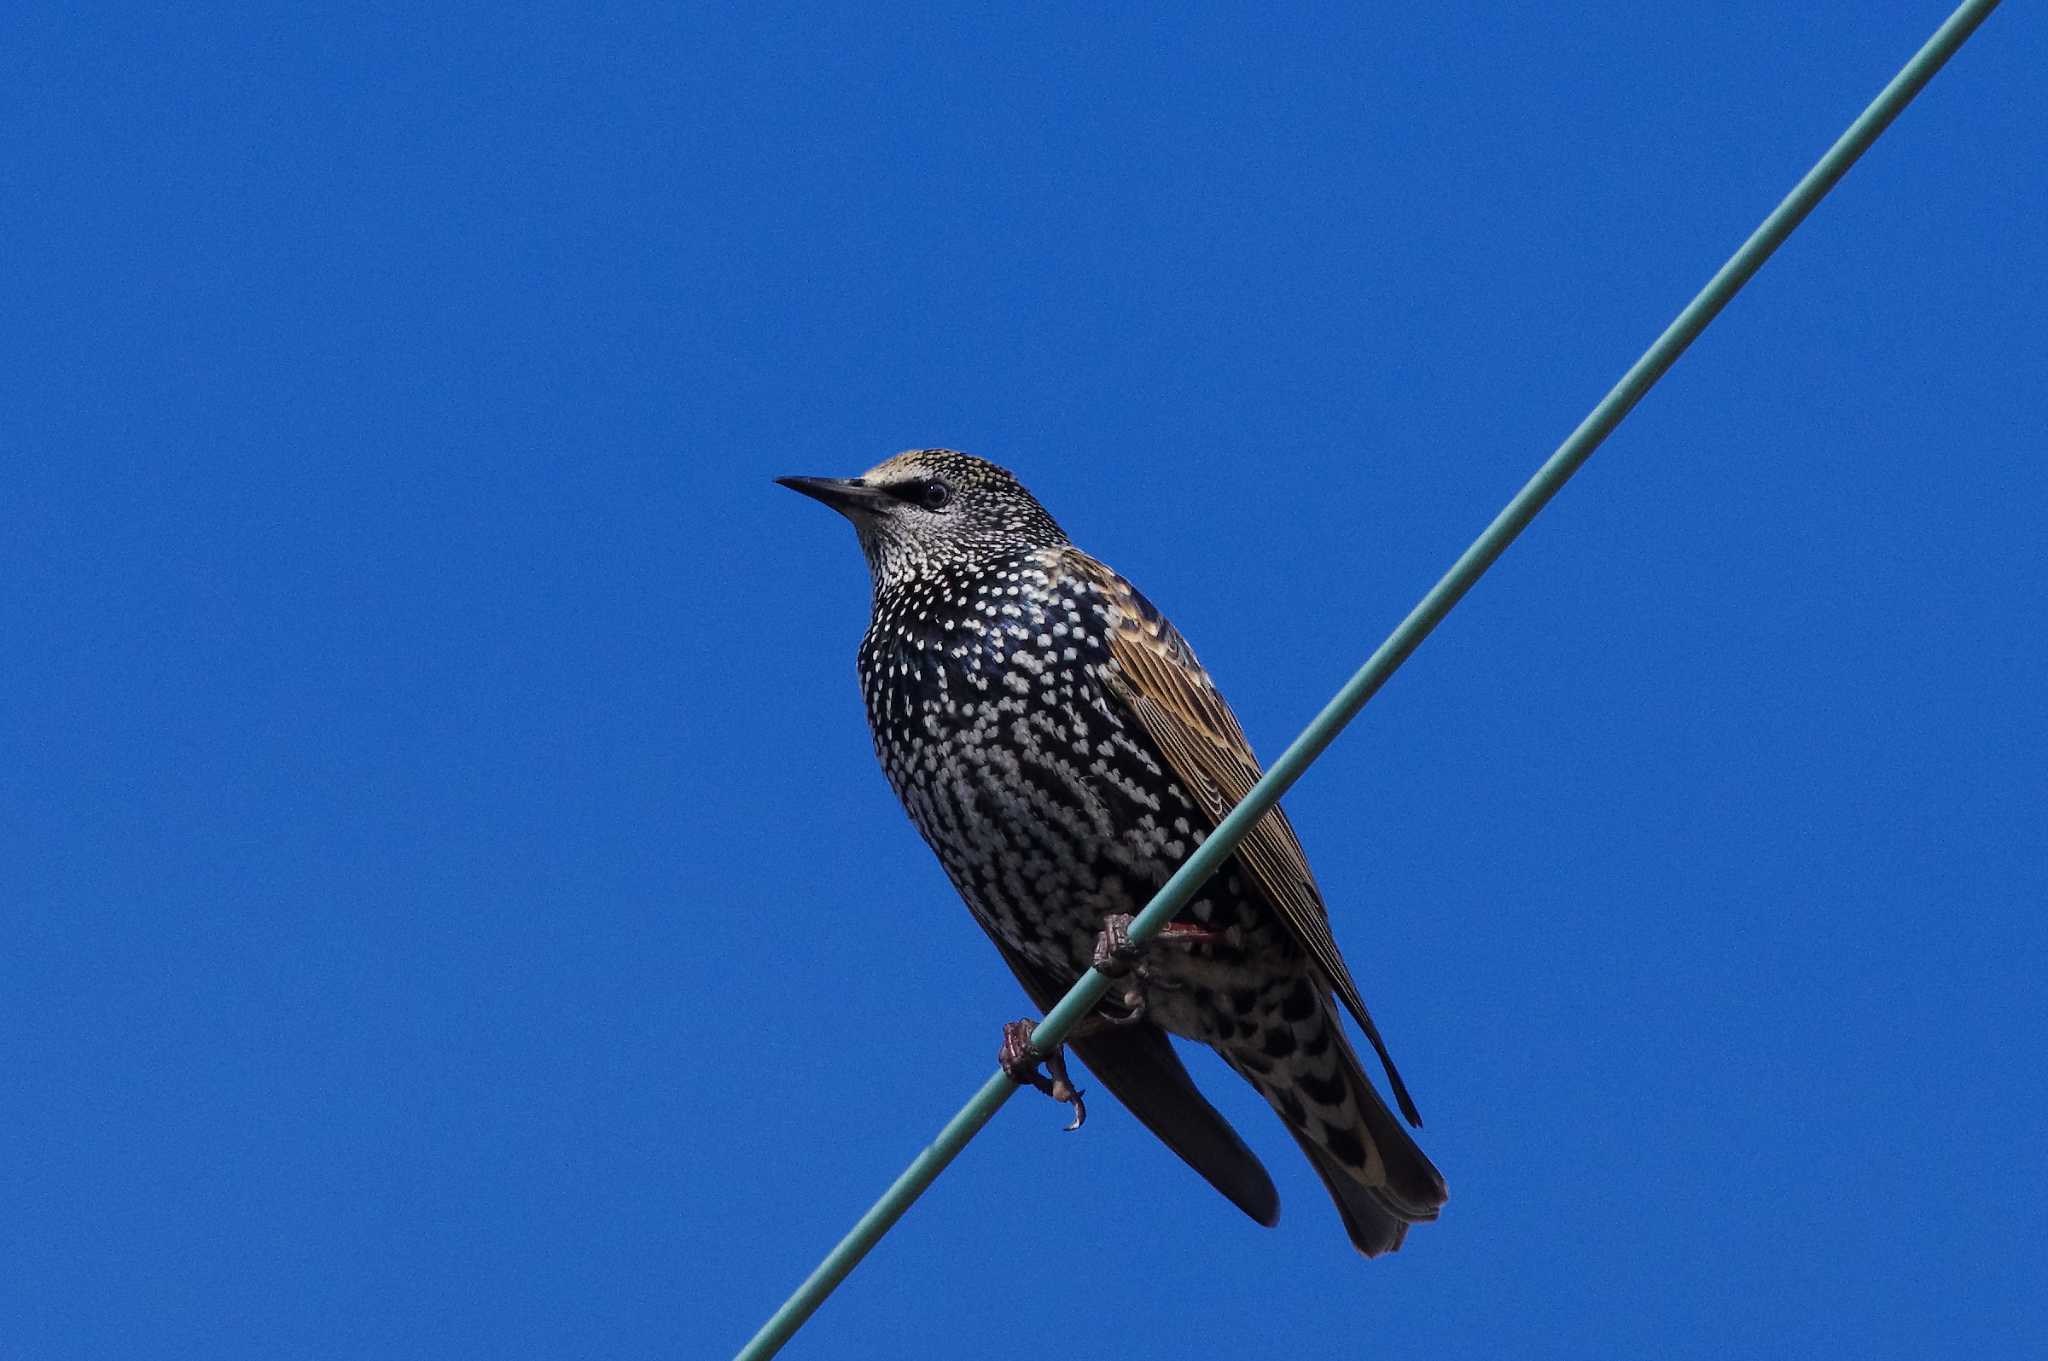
[5,4,2044,1358]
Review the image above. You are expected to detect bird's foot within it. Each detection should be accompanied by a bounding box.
[1090,913,1224,1015]
[999,1019,1086,1132]
[1092,914,1225,1024]
[1093,912,1224,971]
[1090,915,1149,1021]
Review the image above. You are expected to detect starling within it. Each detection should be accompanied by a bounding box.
[778,450,1447,1255]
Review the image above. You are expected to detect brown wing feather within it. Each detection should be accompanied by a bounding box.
[985,931,1279,1226]
[1064,547,1425,1128]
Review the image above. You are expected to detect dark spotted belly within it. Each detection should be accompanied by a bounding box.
[855,556,1310,1047]
[873,666,1292,1044]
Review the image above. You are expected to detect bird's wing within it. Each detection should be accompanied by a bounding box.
[1063,547,1425,1128]
[986,930,1279,1227]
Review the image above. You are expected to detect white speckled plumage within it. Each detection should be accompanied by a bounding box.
[781,449,1446,1255]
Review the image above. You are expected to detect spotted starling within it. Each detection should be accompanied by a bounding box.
[778,450,1447,1255]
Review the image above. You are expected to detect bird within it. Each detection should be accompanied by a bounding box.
[777,449,1446,1255]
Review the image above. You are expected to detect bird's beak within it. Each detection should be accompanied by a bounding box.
[775,476,889,518]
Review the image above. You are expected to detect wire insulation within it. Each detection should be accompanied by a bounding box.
[733,3,2004,1354]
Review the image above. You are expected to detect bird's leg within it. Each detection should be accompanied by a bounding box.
[1090,913,1224,1023]
[1093,912,1225,969]
[999,919,1225,1129]
[999,1019,1087,1132]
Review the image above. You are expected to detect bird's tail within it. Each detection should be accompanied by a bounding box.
[1223,993,1447,1256]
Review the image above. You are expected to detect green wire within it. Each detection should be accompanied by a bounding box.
[733,2,2003,1355]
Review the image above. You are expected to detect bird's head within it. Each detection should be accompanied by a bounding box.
[777,449,1070,588]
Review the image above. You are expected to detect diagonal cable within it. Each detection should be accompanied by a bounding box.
[735,2,2004,1355]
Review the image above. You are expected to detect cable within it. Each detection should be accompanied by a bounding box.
[733,3,2004,1354]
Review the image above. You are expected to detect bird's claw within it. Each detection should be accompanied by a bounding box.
[1091,912,1144,977]
[999,1019,1087,1132]
[1090,913,1222,1024]
[1093,912,1223,971]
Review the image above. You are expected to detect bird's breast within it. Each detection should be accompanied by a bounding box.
[857,567,1113,744]
[851,565,1267,985]
[859,589,1203,883]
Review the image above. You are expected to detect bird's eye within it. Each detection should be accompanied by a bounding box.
[919,479,953,511]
